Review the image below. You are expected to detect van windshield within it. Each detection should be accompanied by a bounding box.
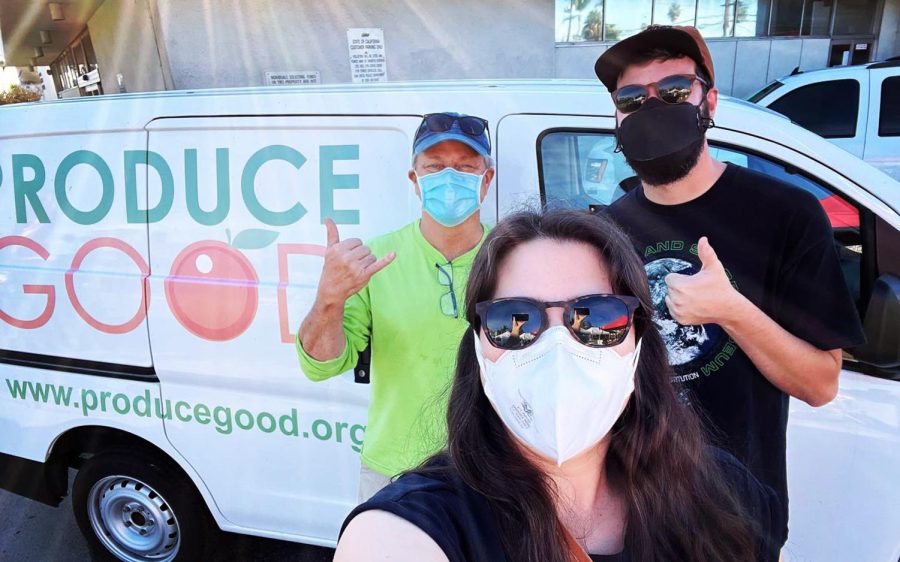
[747,80,785,103]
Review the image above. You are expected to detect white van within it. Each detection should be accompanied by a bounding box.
[1,81,898,562]
[749,59,900,182]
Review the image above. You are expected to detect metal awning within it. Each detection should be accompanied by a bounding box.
[0,1,105,67]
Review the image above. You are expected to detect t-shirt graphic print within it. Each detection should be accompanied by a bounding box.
[642,240,734,384]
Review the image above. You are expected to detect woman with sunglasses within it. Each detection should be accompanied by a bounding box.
[335,209,782,562]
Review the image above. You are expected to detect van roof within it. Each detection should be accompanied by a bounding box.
[0,79,896,214]
[0,79,785,150]
[4,79,606,107]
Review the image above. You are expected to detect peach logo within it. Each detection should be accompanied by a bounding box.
[164,229,276,341]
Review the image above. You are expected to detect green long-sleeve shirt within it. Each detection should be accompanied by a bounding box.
[296,220,487,476]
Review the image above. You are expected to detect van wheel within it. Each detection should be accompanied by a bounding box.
[72,450,212,562]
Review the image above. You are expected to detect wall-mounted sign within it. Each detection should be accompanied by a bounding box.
[265,71,320,86]
[347,28,387,83]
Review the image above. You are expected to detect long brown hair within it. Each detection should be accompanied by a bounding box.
[428,209,756,561]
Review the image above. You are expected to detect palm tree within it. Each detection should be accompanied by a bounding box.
[582,9,604,41]
[722,0,734,36]
[668,2,682,24]
[721,0,750,36]
[735,0,751,30]
[605,23,621,40]
[563,0,593,41]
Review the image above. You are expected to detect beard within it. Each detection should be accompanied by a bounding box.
[624,137,705,187]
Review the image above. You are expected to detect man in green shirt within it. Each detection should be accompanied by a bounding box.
[296,112,493,501]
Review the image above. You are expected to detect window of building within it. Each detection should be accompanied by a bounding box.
[554,0,881,43]
[61,50,76,89]
[766,79,860,138]
[652,0,696,28]
[880,77,900,137]
[770,0,804,35]
[580,3,606,41]
[65,49,77,88]
[734,0,765,37]
[72,40,88,77]
[696,0,737,38]
[82,33,98,73]
[50,65,63,93]
[49,29,102,97]
[801,0,833,35]
[605,0,652,40]
[832,0,877,35]
[556,0,591,42]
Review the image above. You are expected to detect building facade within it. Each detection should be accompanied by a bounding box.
[1,0,897,100]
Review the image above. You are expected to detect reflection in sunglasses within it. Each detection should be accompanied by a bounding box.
[486,313,539,348]
[571,312,629,346]
[613,74,706,114]
[602,314,628,330]
[476,294,639,350]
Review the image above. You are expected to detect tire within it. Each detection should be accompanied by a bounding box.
[72,449,214,562]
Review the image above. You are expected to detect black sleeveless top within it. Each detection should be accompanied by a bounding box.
[340,448,782,562]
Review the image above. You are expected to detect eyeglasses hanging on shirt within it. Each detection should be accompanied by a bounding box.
[435,262,458,318]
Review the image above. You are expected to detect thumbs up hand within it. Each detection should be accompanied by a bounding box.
[317,218,396,307]
[663,237,739,326]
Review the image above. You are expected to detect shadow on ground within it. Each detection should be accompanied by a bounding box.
[0,471,335,561]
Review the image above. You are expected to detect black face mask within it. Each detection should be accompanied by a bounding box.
[616,98,714,186]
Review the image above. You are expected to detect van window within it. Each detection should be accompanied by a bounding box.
[767,79,860,138]
[538,131,862,306]
[538,132,631,209]
[879,77,900,137]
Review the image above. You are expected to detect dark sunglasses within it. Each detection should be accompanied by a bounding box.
[419,113,489,137]
[612,74,709,114]
[474,294,640,350]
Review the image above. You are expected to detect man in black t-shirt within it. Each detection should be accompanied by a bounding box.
[595,25,865,547]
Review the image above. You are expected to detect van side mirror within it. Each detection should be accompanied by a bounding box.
[852,273,900,376]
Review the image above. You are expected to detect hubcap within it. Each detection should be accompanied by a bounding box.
[86,475,181,562]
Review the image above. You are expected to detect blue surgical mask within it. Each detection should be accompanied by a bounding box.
[417,168,484,227]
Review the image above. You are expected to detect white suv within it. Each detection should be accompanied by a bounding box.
[749,59,900,182]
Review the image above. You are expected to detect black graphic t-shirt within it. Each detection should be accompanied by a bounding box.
[605,163,865,542]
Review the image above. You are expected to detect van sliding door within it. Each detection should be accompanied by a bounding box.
[144,115,422,540]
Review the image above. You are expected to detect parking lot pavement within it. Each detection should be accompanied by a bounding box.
[0,483,92,562]
[0,472,335,561]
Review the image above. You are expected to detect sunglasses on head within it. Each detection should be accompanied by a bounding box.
[612,74,709,114]
[418,113,489,138]
[475,294,640,350]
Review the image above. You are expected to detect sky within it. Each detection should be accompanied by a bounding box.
[0,18,12,90]
[1,67,19,90]
[0,17,23,91]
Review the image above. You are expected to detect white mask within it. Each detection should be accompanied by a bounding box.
[474,326,641,466]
